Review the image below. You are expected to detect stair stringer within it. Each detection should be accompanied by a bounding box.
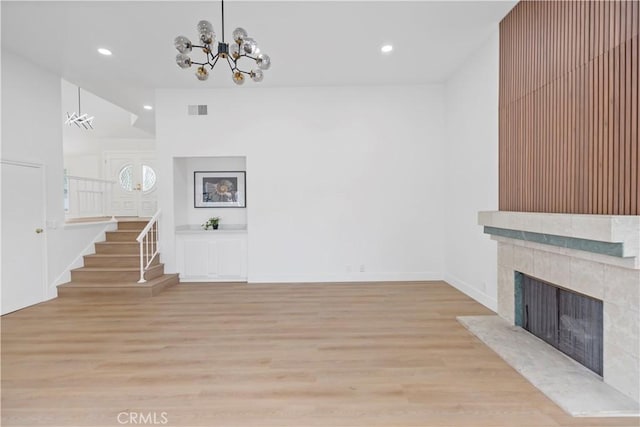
[49,219,118,296]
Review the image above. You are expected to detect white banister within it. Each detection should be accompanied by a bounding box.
[136,209,161,283]
[65,175,115,219]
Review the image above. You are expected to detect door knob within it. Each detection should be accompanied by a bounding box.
[35,228,44,234]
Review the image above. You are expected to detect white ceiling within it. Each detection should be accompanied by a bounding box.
[1,1,516,135]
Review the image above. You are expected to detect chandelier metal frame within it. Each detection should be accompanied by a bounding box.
[174,0,271,84]
[65,87,94,129]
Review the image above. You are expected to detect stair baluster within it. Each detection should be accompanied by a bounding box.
[136,210,161,283]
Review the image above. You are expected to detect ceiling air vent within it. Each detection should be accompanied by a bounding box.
[187,105,208,116]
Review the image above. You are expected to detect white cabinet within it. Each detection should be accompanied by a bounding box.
[176,227,247,282]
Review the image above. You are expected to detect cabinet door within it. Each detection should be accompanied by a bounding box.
[183,240,209,277]
[217,239,244,278]
[207,241,219,277]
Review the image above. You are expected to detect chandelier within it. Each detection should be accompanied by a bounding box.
[174,0,271,85]
[65,87,94,129]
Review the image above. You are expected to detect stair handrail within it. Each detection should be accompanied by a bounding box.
[136,209,161,283]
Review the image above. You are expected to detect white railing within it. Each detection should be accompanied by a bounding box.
[136,209,161,283]
[65,175,115,219]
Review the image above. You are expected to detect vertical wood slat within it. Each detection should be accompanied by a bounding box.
[552,4,557,213]
[592,20,598,215]
[603,3,609,215]
[616,1,629,217]
[630,1,636,213]
[624,7,631,214]
[499,0,640,215]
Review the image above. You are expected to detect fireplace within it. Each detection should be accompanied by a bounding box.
[478,211,640,404]
[517,273,603,375]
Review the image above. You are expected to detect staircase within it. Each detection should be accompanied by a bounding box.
[57,219,179,297]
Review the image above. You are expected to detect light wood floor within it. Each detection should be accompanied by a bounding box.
[2,282,638,427]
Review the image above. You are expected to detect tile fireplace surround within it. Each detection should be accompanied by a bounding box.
[478,211,640,404]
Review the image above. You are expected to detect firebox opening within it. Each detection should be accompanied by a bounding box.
[515,272,604,376]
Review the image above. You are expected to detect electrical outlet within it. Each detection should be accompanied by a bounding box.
[359,264,365,273]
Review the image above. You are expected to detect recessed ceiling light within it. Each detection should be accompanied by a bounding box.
[143,105,153,110]
[97,48,112,56]
[381,44,393,54]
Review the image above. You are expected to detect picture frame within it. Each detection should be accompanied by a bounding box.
[194,171,246,208]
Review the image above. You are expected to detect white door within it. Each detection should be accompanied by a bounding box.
[1,161,47,315]
[106,152,158,217]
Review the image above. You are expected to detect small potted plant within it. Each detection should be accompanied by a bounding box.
[202,216,220,230]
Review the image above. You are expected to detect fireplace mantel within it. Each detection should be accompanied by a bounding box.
[478,211,640,268]
[478,210,640,405]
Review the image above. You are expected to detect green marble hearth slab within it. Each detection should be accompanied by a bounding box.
[483,226,625,257]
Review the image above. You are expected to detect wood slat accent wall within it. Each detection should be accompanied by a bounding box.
[499,1,640,215]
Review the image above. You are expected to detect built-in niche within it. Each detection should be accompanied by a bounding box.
[173,156,247,230]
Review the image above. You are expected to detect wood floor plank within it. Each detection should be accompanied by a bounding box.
[1,282,638,427]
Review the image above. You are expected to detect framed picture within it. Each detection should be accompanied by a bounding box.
[194,171,246,208]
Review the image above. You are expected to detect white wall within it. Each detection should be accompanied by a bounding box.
[64,139,156,179]
[64,154,102,178]
[174,156,247,228]
[156,85,446,283]
[49,222,117,289]
[1,49,109,299]
[2,49,65,295]
[173,158,189,227]
[443,30,499,310]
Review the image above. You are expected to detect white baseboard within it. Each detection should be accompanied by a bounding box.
[178,276,247,282]
[248,271,442,284]
[443,273,497,311]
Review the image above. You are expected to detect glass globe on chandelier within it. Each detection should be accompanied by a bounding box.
[174,0,271,85]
